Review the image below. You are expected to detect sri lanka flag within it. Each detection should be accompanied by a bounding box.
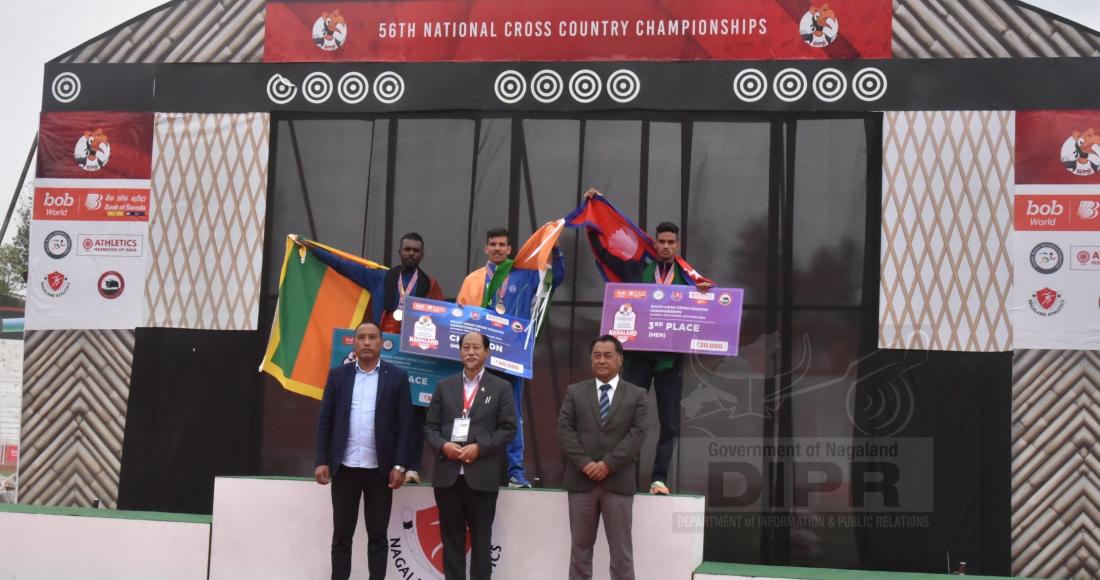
[260,235,385,399]
[564,192,713,287]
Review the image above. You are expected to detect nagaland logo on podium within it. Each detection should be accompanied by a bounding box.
[390,504,496,578]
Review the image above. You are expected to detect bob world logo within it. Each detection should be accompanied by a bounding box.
[388,504,501,578]
[74,128,110,172]
[313,10,347,51]
[1060,128,1100,176]
[799,4,839,48]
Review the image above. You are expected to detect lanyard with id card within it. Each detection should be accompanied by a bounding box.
[451,383,479,443]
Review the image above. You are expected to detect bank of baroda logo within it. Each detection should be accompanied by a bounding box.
[1060,128,1100,176]
[799,4,839,48]
[313,10,347,51]
[74,128,110,172]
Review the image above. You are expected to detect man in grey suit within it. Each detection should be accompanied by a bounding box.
[424,331,516,580]
[558,334,649,580]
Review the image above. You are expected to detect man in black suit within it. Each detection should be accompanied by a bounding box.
[558,335,649,580]
[424,331,516,580]
[315,321,417,580]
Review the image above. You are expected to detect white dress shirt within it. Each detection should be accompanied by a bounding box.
[341,359,380,468]
[458,368,484,475]
[596,374,620,404]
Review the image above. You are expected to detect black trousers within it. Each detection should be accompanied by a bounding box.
[331,466,392,580]
[434,476,499,580]
[623,354,683,484]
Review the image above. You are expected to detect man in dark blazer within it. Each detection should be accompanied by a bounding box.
[558,334,649,580]
[424,331,516,580]
[315,321,418,580]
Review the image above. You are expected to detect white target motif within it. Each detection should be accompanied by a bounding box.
[531,70,563,103]
[51,72,81,104]
[337,72,369,104]
[303,72,334,104]
[812,68,847,103]
[852,67,887,102]
[607,69,640,103]
[494,70,527,104]
[374,72,405,104]
[773,68,807,102]
[568,70,602,104]
[266,74,298,105]
[732,69,768,103]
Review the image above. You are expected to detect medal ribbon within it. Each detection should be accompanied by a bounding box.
[655,262,675,285]
[397,269,419,310]
[482,259,514,310]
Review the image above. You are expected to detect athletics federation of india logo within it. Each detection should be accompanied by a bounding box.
[799,4,839,48]
[74,128,110,172]
[1060,128,1100,176]
[313,10,347,51]
[391,505,477,578]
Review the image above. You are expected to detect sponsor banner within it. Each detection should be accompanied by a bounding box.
[600,283,744,356]
[1013,194,1100,231]
[33,183,151,222]
[331,330,463,407]
[1013,232,1100,349]
[36,112,153,180]
[264,0,891,63]
[398,297,535,379]
[25,218,150,330]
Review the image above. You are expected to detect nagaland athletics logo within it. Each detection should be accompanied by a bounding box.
[44,231,72,259]
[312,10,347,51]
[1029,242,1063,274]
[1028,287,1065,316]
[97,271,125,299]
[1060,128,1100,176]
[390,504,477,578]
[74,128,110,172]
[799,4,839,48]
[41,271,71,297]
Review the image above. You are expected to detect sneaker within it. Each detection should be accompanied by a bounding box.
[649,481,670,495]
[404,470,421,484]
[508,475,533,488]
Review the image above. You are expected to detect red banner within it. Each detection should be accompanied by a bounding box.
[33,186,151,222]
[1016,110,1100,185]
[264,0,891,63]
[2,444,16,466]
[37,112,153,180]
[1014,194,1100,231]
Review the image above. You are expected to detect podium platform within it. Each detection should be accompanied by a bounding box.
[209,476,706,580]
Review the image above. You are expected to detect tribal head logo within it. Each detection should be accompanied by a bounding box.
[799,4,839,48]
[313,10,347,51]
[74,128,110,172]
[1060,128,1100,176]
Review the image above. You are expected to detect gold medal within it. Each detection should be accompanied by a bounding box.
[393,309,404,322]
[495,302,506,315]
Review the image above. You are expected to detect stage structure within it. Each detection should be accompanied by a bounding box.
[15,0,1100,577]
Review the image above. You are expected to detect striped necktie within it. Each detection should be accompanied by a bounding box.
[599,383,611,424]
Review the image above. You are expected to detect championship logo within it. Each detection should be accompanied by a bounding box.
[41,271,71,297]
[611,303,638,341]
[44,231,72,259]
[410,315,439,350]
[312,10,347,51]
[74,128,110,172]
[1029,242,1063,274]
[98,271,125,299]
[1060,128,1100,176]
[390,505,481,578]
[1028,287,1065,316]
[799,4,839,48]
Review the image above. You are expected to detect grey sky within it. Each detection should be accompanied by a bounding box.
[1,1,1098,243]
